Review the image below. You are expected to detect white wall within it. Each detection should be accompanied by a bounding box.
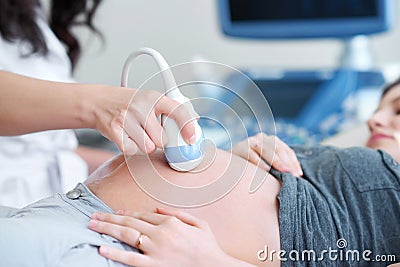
[73,0,400,87]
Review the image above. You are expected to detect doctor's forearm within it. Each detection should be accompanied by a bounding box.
[0,70,106,135]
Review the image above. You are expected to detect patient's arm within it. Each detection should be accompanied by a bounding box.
[89,208,257,267]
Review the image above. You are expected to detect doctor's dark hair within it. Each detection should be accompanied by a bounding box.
[0,0,102,71]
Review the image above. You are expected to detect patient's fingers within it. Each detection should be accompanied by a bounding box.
[118,209,204,228]
[91,209,222,267]
[271,153,289,172]
[250,136,286,172]
[286,147,303,176]
[274,146,297,174]
[99,245,150,266]
[247,133,276,169]
[90,212,153,236]
[259,135,303,177]
[118,210,169,225]
[278,142,302,177]
[89,219,142,246]
[245,144,270,171]
[157,207,207,228]
[231,134,271,171]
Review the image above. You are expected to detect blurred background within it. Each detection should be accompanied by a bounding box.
[71,1,400,85]
[55,0,400,147]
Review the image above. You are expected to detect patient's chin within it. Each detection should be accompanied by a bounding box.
[369,142,400,163]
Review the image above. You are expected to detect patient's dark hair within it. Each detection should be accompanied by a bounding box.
[382,77,400,98]
[0,0,102,71]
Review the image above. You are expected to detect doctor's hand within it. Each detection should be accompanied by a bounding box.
[0,71,196,153]
[89,85,197,155]
[232,133,303,177]
[88,208,249,267]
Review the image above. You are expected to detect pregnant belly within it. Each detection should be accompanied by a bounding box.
[88,148,282,266]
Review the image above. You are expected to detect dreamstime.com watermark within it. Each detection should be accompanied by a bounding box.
[258,238,397,263]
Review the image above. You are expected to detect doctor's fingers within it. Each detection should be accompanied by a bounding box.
[105,124,138,155]
[123,119,156,154]
[155,96,197,144]
[142,114,167,148]
[121,131,139,155]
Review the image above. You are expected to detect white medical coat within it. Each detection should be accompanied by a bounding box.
[0,9,88,207]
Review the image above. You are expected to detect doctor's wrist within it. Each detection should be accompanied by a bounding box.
[82,84,135,146]
[74,83,107,130]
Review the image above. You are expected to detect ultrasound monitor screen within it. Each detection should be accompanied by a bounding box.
[230,0,378,21]
[219,0,393,38]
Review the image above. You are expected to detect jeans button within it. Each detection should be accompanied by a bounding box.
[66,189,82,199]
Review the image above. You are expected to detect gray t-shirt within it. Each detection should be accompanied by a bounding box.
[275,146,400,266]
[0,183,137,267]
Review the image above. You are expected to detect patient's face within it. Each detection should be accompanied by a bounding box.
[367,84,400,162]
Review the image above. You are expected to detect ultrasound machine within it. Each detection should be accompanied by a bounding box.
[215,0,396,145]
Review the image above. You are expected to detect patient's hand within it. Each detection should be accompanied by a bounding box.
[232,133,303,177]
[88,208,253,267]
